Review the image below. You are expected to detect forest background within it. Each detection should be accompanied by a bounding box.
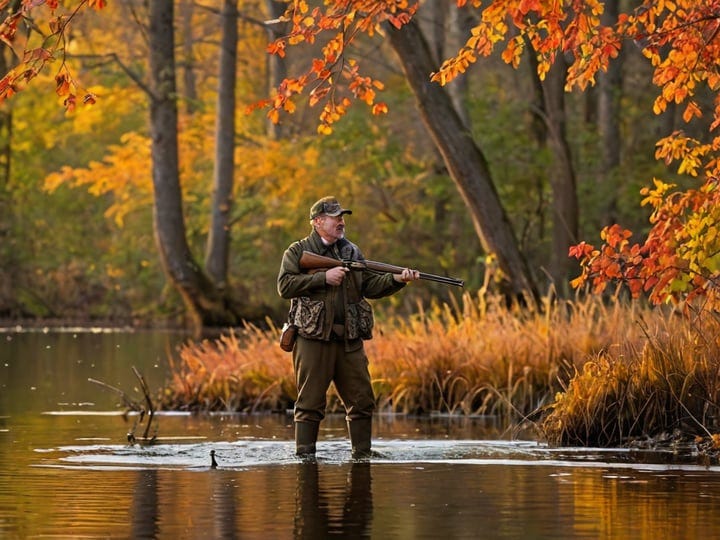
[0,0,702,330]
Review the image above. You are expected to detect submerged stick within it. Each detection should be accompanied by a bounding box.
[87,377,142,412]
[132,366,156,441]
[88,366,158,444]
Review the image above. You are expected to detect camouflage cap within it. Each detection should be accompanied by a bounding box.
[309,196,352,219]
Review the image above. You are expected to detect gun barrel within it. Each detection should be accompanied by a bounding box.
[299,251,464,287]
[417,272,464,287]
[363,260,464,287]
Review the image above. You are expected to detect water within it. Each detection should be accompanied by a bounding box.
[2,330,720,538]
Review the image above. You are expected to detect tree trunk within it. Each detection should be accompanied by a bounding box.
[178,0,199,115]
[446,3,473,129]
[0,49,11,191]
[386,20,538,302]
[541,55,579,290]
[265,0,289,139]
[205,0,238,290]
[0,47,11,264]
[0,0,18,189]
[148,0,238,334]
[597,0,623,226]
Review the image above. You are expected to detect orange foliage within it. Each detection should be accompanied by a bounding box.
[6,0,720,312]
[436,0,720,313]
[0,0,104,110]
[261,0,416,133]
[256,0,720,310]
[571,178,720,311]
[43,132,154,227]
[565,0,720,307]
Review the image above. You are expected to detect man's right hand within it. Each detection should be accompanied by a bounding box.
[325,266,349,286]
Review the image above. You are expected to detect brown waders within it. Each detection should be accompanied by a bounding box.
[295,421,320,457]
[347,417,372,459]
[293,335,375,458]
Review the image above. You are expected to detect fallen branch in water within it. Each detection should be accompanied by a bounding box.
[88,365,158,444]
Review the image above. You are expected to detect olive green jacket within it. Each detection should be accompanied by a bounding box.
[277,230,405,341]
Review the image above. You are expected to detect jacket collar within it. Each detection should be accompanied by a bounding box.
[308,229,348,258]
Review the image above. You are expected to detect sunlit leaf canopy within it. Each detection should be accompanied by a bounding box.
[255,0,720,311]
[1,0,720,316]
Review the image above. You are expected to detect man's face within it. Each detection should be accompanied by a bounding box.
[316,214,346,243]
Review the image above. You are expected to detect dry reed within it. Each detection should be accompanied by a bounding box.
[160,321,296,412]
[160,293,674,433]
[541,311,720,447]
[366,292,656,423]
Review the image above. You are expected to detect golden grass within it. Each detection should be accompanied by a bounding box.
[541,311,720,447]
[366,292,655,421]
[158,293,720,446]
[160,321,296,412]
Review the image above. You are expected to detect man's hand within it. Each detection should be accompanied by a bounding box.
[325,266,349,286]
[394,268,420,283]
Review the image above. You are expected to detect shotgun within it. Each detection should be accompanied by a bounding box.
[299,250,464,287]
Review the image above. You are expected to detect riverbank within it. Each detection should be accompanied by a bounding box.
[158,293,720,453]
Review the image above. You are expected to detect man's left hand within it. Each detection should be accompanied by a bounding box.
[394,268,420,283]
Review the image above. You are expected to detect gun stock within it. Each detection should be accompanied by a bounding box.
[299,251,345,271]
[299,251,464,287]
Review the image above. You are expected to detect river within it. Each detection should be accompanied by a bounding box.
[2,329,720,538]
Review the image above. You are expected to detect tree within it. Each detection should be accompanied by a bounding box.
[264,0,290,139]
[205,0,239,291]
[565,1,720,313]
[4,0,719,317]
[595,0,624,226]
[148,0,240,333]
[0,1,260,331]
[416,0,720,312]
[256,0,720,313]
[255,1,540,301]
[538,54,579,289]
[385,18,539,301]
[178,0,200,115]
[0,1,20,265]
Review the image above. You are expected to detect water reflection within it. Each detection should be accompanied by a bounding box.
[294,460,373,539]
[5,331,720,538]
[131,469,159,539]
[126,457,375,538]
[211,471,238,539]
[129,462,243,539]
[6,422,720,538]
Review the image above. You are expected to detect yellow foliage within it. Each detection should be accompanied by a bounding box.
[41,107,219,228]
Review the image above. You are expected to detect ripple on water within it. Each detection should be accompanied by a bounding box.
[30,438,720,473]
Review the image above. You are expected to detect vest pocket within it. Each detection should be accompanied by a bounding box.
[290,297,326,339]
[346,299,374,340]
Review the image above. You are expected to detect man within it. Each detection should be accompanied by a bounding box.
[278,196,419,458]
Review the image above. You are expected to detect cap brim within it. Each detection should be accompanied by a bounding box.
[326,209,352,217]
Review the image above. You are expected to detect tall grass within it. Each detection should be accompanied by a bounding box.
[366,292,655,423]
[159,293,720,447]
[541,311,720,447]
[161,323,296,412]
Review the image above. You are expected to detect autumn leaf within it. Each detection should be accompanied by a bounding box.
[568,241,594,259]
[63,93,76,112]
[371,102,388,115]
[682,100,701,122]
[55,73,70,96]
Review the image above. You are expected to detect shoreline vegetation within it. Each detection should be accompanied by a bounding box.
[158,293,720,459]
